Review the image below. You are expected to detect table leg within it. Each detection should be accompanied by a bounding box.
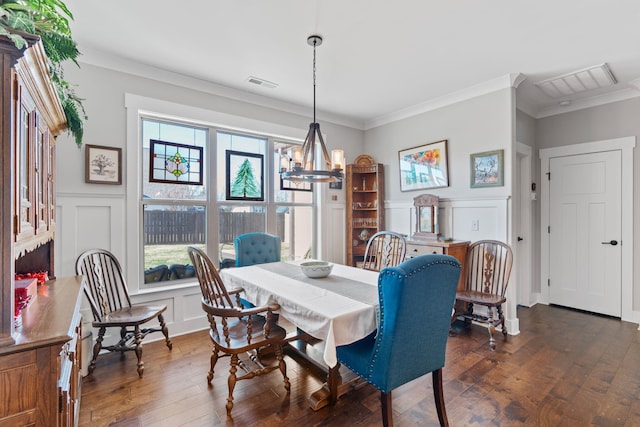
[307,363,341,409]
[283,338,360,410]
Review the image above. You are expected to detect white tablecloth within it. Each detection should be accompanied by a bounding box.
[220,260,379,367]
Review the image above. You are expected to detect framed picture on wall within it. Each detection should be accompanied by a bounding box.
[85,144,122,184]
[398,139,449,191]
[226,150,264,201]
[470,149,504,188]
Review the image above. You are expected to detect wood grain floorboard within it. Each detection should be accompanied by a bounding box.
[79,304,640,426]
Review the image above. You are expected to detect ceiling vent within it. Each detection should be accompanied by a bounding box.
[246,76,278,89]
[535,63,617,98]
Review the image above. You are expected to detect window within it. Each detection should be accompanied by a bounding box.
[140,117,314,287]
[142,118,207,285]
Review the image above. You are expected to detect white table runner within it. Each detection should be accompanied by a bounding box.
[220,260,379,367]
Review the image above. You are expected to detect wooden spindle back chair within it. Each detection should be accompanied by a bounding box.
[75,249,172,378]
[362,231,407,271]
[187,246,290,416]
[454,240,513,350]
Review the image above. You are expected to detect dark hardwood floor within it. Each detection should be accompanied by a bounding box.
[79,304,640,426]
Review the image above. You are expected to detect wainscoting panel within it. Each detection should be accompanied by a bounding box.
[323,203,346,264]
[55,194,126,277]
[385,197,509,242]
[55,194,207,348]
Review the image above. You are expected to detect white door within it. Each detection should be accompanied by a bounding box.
[549,151,622,316]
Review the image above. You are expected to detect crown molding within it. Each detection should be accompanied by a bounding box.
[76,46,366,130]
[364,73,524,130]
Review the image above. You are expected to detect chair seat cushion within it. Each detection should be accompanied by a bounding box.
[456,290,506,306]
[336,331,377,380]
[95,305,167,327]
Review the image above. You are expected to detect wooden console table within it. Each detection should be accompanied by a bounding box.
[0,276,84,426]
[406,239,469,289]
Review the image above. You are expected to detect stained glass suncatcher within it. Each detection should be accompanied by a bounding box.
[226,150,264,201]
[150,139,203,185]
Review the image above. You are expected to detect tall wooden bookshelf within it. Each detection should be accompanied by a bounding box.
[345,155,385,267]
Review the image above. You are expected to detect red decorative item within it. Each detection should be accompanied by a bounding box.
[15,271,49,285]
[15,278,37,302]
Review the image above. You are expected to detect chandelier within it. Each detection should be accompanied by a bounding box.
[280,35,344,183]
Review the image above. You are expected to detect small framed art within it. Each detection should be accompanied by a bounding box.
[85,144,122,185]
[470,149,504,188]
[398,139,449,191]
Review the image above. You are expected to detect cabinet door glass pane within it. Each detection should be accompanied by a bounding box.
[19,105,29,203]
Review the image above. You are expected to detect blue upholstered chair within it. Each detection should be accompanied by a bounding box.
[234,232,281,308]
[234,232,281,267]
[336,254,461,427]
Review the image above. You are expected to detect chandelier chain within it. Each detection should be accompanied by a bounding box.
[313,39,317,123]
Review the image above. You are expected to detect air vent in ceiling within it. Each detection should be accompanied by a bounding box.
[246,76,278,89]
[535,63,617,98]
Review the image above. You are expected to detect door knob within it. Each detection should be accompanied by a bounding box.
[517,237,523,241]
[601,240,618,246]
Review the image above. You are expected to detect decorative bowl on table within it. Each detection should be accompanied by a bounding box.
[300,261,333,278]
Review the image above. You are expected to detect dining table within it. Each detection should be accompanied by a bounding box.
[220,259,380,409]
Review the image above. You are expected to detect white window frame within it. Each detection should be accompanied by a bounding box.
[125,93,316,294]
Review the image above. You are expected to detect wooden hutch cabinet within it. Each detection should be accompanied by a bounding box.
[0,33,83,426]
[345,155,385,267]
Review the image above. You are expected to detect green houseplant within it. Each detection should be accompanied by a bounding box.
[0,0,85,146]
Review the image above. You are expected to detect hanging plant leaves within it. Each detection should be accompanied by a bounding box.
[0,0,85,146]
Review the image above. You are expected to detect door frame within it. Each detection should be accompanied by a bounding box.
[539,136,636,323]
[515,142,533,307]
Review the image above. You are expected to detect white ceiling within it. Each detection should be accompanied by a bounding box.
[63,0,640,129]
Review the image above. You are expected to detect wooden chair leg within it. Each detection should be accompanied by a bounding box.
[89,327,106,375]
[381,391,393,427]
[464,302,473,328]
[158,313,173,350]
[226,354,239,416]
[119,327,127,360]
[134,325,144,377]
[498,304,507,338]
[276,345,290,393]
[432,368,449,427]
[207,348,218,384]
[487,306,497,351]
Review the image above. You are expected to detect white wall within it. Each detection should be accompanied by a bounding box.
[364,88,520,333]
[365,89,514,249]
[365,89,513,203]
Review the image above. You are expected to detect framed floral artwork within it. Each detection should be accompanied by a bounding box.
[470,149,504,188]
[398,140,449,191]
[85,144,122,184]
[149,139,203,185]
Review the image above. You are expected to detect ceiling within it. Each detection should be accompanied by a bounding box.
[63,0,640,129]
